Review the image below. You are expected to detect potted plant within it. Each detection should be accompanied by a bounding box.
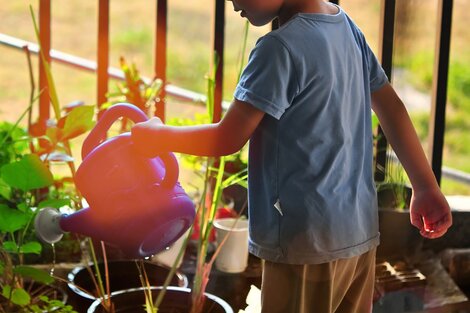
[67,260,189,312]
[88,287,233,313]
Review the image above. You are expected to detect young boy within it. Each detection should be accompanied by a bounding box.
[131,0,452,312]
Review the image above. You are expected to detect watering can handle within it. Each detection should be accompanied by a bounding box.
[82,103,179,188]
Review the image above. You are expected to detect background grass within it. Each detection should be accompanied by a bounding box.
[0,0,469,194]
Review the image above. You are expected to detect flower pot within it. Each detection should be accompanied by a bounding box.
[67,260,188,312]
[151,230,189,268]
[377,209,423,260]
[213,218,249,273]
[87,286,233,313]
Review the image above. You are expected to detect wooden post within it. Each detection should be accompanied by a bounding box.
[212,0,225,123]
[155,0,167,121]
[97,0,110,115]
[38,0,51,128]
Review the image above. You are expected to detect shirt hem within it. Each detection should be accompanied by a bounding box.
[249,234,380,264]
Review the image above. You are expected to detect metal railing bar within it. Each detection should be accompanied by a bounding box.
[97,0,110,112]
[374,0,396,183]
[443,166,470,186]
[389,152,470,186]
[428,0,454,184]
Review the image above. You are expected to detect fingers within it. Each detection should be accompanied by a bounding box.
[420,228,447,239]
[130,118,164,157]
[147,117,163,126]
[424,212,452,236]
[413,212,452,239]
[410,211,424,230]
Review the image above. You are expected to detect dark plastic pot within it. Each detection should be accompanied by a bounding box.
[87,286,233,313]
[68,260,188,312]
[377,209,423,260]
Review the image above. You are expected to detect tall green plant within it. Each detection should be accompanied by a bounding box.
[103,56,163,132]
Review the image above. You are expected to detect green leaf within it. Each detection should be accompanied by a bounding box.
[38,198,70,209]
[45,127,60,147]
[17,202,29,213]
[60,105,95,141]
[0,177,11,200]
[2,286,31,306]
[0,262,4,275]
[0,154,54,192]
[20,241,42,254]
[14,266,54,284]
[3,241,19,253]
[1,286,10,298]
[0,204,30,233]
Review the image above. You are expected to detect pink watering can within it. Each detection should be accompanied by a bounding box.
[34,103,195,258]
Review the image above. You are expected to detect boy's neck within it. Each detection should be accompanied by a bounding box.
[278,0,338,25]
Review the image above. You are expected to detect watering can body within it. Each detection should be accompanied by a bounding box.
[36,103,195,258]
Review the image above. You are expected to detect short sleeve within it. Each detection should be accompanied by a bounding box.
[234,35,299,120]
[364,43,389,92]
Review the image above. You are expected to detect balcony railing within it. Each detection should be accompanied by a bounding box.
[0,0,467,187]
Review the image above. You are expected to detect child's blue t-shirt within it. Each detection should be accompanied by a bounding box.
[234,6,389,264]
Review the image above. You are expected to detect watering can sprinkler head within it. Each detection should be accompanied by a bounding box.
[34,207,65,244]
[34,103,196,258]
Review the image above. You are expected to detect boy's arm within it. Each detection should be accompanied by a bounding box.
[131,99,265,157]
[371,83,452,239]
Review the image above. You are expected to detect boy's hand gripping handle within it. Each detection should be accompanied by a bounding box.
[81,102,179,188]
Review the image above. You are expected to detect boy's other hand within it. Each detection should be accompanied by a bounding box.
[409,188,452,239]
[131,117,164,157]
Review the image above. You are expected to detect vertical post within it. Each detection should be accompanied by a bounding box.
[97,0,110,114]
[39,0,51,127]
[374,0,396,182]
[155,0,167,121]
[428,0,453,184]
[213,0,225,123]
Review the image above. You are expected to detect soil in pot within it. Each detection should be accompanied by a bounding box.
[68,260,188,312]
[87,286,233,313]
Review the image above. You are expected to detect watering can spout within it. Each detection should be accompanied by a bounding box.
[59,207,108,241]
[34,207,108,246]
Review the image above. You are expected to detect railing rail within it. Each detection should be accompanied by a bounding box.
[0,33,230,109]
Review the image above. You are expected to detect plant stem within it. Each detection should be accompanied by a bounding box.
[87,238,110,312]
[152,229,192,311]
[237,21,250,83]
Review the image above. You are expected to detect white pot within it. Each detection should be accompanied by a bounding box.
[213,218,249,273]
[151,230,189,268]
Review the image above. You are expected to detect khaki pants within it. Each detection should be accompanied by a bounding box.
[261,248,376,313]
